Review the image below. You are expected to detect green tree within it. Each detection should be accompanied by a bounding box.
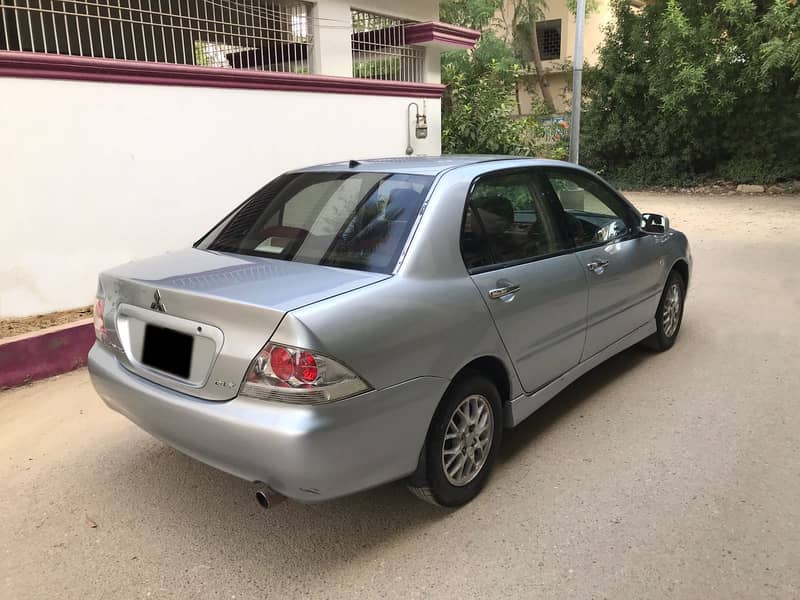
[440,0,504,30]
[517,1,558,112]
[498,1,598,114]
[581,0,800,186]
[760,0,800,82]
[440,0,573,156]
[442,32,545,154]
[440,0,538,154]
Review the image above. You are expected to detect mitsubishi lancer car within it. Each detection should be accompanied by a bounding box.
[89,156,691,507]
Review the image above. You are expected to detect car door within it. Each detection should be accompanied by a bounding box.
[462,168,589,394]
[541,168,664,360]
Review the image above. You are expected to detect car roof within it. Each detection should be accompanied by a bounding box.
[293,156,586,177]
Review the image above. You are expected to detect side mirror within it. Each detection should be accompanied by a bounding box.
[641,213,670,234]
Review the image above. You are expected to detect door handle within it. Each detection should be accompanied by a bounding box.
[489,283,521,299]
[586,259,609,272]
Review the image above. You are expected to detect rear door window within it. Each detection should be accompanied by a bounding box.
[460,170,569,271]
[199,172,433,274]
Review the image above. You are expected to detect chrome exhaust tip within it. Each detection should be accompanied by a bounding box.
[255,488,285,510]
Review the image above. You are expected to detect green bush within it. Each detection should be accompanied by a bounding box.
[439,0,573,159]
[443,33,541,155]
[716,157,800,185]
[442,32,569,158]
[581,0,800,187]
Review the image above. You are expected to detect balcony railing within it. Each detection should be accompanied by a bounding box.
[350,9,424,83]
[0,0,312,72]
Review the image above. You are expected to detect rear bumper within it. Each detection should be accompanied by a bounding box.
[88,344,448,502]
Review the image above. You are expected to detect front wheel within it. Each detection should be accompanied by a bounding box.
[408,373,503,507]
[642,270,686,352]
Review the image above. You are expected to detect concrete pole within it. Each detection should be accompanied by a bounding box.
[569,0,586,164]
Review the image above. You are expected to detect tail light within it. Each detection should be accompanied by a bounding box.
[93,295,106,342]
[240,343,370,404]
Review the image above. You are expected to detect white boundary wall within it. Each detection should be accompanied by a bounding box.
[0,76,441,316]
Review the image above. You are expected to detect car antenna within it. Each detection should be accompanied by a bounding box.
[348,159,360,168]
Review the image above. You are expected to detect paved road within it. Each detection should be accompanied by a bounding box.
[2,193,799,599]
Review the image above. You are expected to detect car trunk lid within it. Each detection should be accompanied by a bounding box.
[99,248,388,400]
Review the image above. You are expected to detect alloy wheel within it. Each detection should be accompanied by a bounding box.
[441,394,494,486]
[662,282,682,338]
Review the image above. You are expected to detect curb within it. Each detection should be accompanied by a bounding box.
[0,318,95,390]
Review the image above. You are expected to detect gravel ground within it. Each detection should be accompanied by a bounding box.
[1,193,799,600]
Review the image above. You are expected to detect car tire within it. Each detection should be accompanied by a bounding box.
[642,270,686,352]
[408,373,503,507]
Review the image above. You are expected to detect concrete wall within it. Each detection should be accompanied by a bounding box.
[0,0,443,317]
[0,77,441,317]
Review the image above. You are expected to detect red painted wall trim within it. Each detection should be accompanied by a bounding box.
[0,319,95,390]
[404,22,481,49]
[0,51,446,98]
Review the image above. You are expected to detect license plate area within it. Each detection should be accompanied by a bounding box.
[141,324,194,379]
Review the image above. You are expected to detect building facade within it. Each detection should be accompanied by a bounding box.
[0,0,478,317]
[497,0,642,114]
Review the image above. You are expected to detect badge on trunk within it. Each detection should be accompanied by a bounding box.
[150,289,166,313]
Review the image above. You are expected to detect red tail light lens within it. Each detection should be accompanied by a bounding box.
[93,297,106,341]
[242,343,370,404]
[269,346,294,381]
[296,351,318,383]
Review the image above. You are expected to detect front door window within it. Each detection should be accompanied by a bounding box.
[542,170,637,247]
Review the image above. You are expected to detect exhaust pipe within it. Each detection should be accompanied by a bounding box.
[255,488,286,510]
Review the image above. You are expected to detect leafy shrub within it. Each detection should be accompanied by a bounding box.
[716,158,800,185]
[581,0,800,187]
[442,32,569,158]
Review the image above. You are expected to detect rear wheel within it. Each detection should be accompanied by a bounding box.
[642,270,685,352]
[408,373,503,507]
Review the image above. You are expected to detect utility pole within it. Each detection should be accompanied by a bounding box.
[569,0,586,164]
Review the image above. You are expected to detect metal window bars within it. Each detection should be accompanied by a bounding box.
[0,0,312,72]
[536,19,561,61]
[350,9,423,83]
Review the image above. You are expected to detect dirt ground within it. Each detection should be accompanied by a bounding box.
[0,306,92,339]
[1,192,798,599]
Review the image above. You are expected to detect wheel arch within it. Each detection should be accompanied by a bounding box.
[407,354,515,488]
[456,355,513,412]
[671,258,690,290]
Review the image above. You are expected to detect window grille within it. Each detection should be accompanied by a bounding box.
[0,0,312,73]
[535,19,561,61]
[350,9,423,83]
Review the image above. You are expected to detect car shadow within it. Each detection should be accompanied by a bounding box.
[89,430,448,575]
[499,345,651,462]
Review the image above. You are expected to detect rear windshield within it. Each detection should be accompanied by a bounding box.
[198,171,433,274]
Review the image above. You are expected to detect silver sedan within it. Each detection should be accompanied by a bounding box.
[89,156,691,507]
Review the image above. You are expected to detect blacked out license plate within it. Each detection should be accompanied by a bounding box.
[141,324,194,379]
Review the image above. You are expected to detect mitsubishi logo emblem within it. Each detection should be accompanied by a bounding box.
[150,289,166,313]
